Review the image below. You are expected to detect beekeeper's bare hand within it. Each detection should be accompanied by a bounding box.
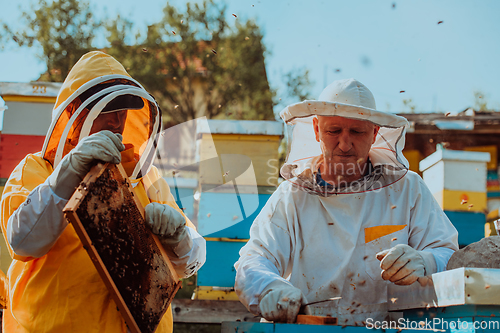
[259,280,305,323]
[377,244,429,286]
[145,202,190,251]
[47,130,124,199]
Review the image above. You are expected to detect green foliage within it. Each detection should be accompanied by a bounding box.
[3,0,99,82]
[105,0,275,124]
[282,67,314,102]
[473,91,489,111]
[1,0,316,124]
[402,98,417,113]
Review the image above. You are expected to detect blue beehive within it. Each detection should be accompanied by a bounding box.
[194,120,283,299]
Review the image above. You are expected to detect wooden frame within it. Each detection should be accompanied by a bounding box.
[64,163,181,333]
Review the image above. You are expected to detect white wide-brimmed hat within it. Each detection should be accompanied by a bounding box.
[280,78,409,128]
[279,78,410,196]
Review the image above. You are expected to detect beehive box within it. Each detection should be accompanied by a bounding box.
[194,120,282,298]
[196,119,283,187]
[64,163,181,333]
[420,147,490,212]
[402,149,423,175]
[465,145,498,170]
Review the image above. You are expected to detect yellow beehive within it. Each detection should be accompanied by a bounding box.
[464,145,497,170]
[432,190,487,213]
[420,147,490,212]
[196,120,283,188]
[403,149,423,175]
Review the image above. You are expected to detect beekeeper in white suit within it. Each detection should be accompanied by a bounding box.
[234,78,459,324]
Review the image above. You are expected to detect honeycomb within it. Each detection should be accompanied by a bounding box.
[64,163,181,333]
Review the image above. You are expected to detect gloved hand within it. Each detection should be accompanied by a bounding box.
[145,202,192,257]
[258,280,305,323]
[377,244,434,286]
[47,130,125,199]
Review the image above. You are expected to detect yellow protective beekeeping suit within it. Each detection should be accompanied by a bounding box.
[0,51,192,332]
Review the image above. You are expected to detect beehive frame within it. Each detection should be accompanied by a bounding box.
[64,162,181,333]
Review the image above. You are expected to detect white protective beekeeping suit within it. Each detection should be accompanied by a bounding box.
[234,79,458,325]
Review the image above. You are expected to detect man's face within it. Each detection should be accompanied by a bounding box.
[90,110,127,135]
[313,115,379,179]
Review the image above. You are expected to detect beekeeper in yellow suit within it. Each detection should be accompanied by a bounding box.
[0,51,206,332]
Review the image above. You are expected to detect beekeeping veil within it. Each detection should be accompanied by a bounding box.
[280,78,410,196]
[41,51,161,180]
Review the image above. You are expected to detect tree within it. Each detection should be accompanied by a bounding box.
[2,0,315,124]
[473,91,489,111]
[402,98,417,113]
[282,67,314,103]
[2,0,100,82]
[105,0,274,124]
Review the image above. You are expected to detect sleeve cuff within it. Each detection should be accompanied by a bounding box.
[8,182,69,258]
[164,230,193,258]
[419,250,438,275]
[166,227,206,278]
[425,247,455,272]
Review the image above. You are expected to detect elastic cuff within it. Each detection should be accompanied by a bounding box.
[47,158,82,200]
[171,235,193,258]
[419,250,437,276]
[162,230,193,258]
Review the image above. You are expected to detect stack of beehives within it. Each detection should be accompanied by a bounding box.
[193,119,283,300]
[420,146,490,246]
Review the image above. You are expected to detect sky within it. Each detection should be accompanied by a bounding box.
[1,0,500,116]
